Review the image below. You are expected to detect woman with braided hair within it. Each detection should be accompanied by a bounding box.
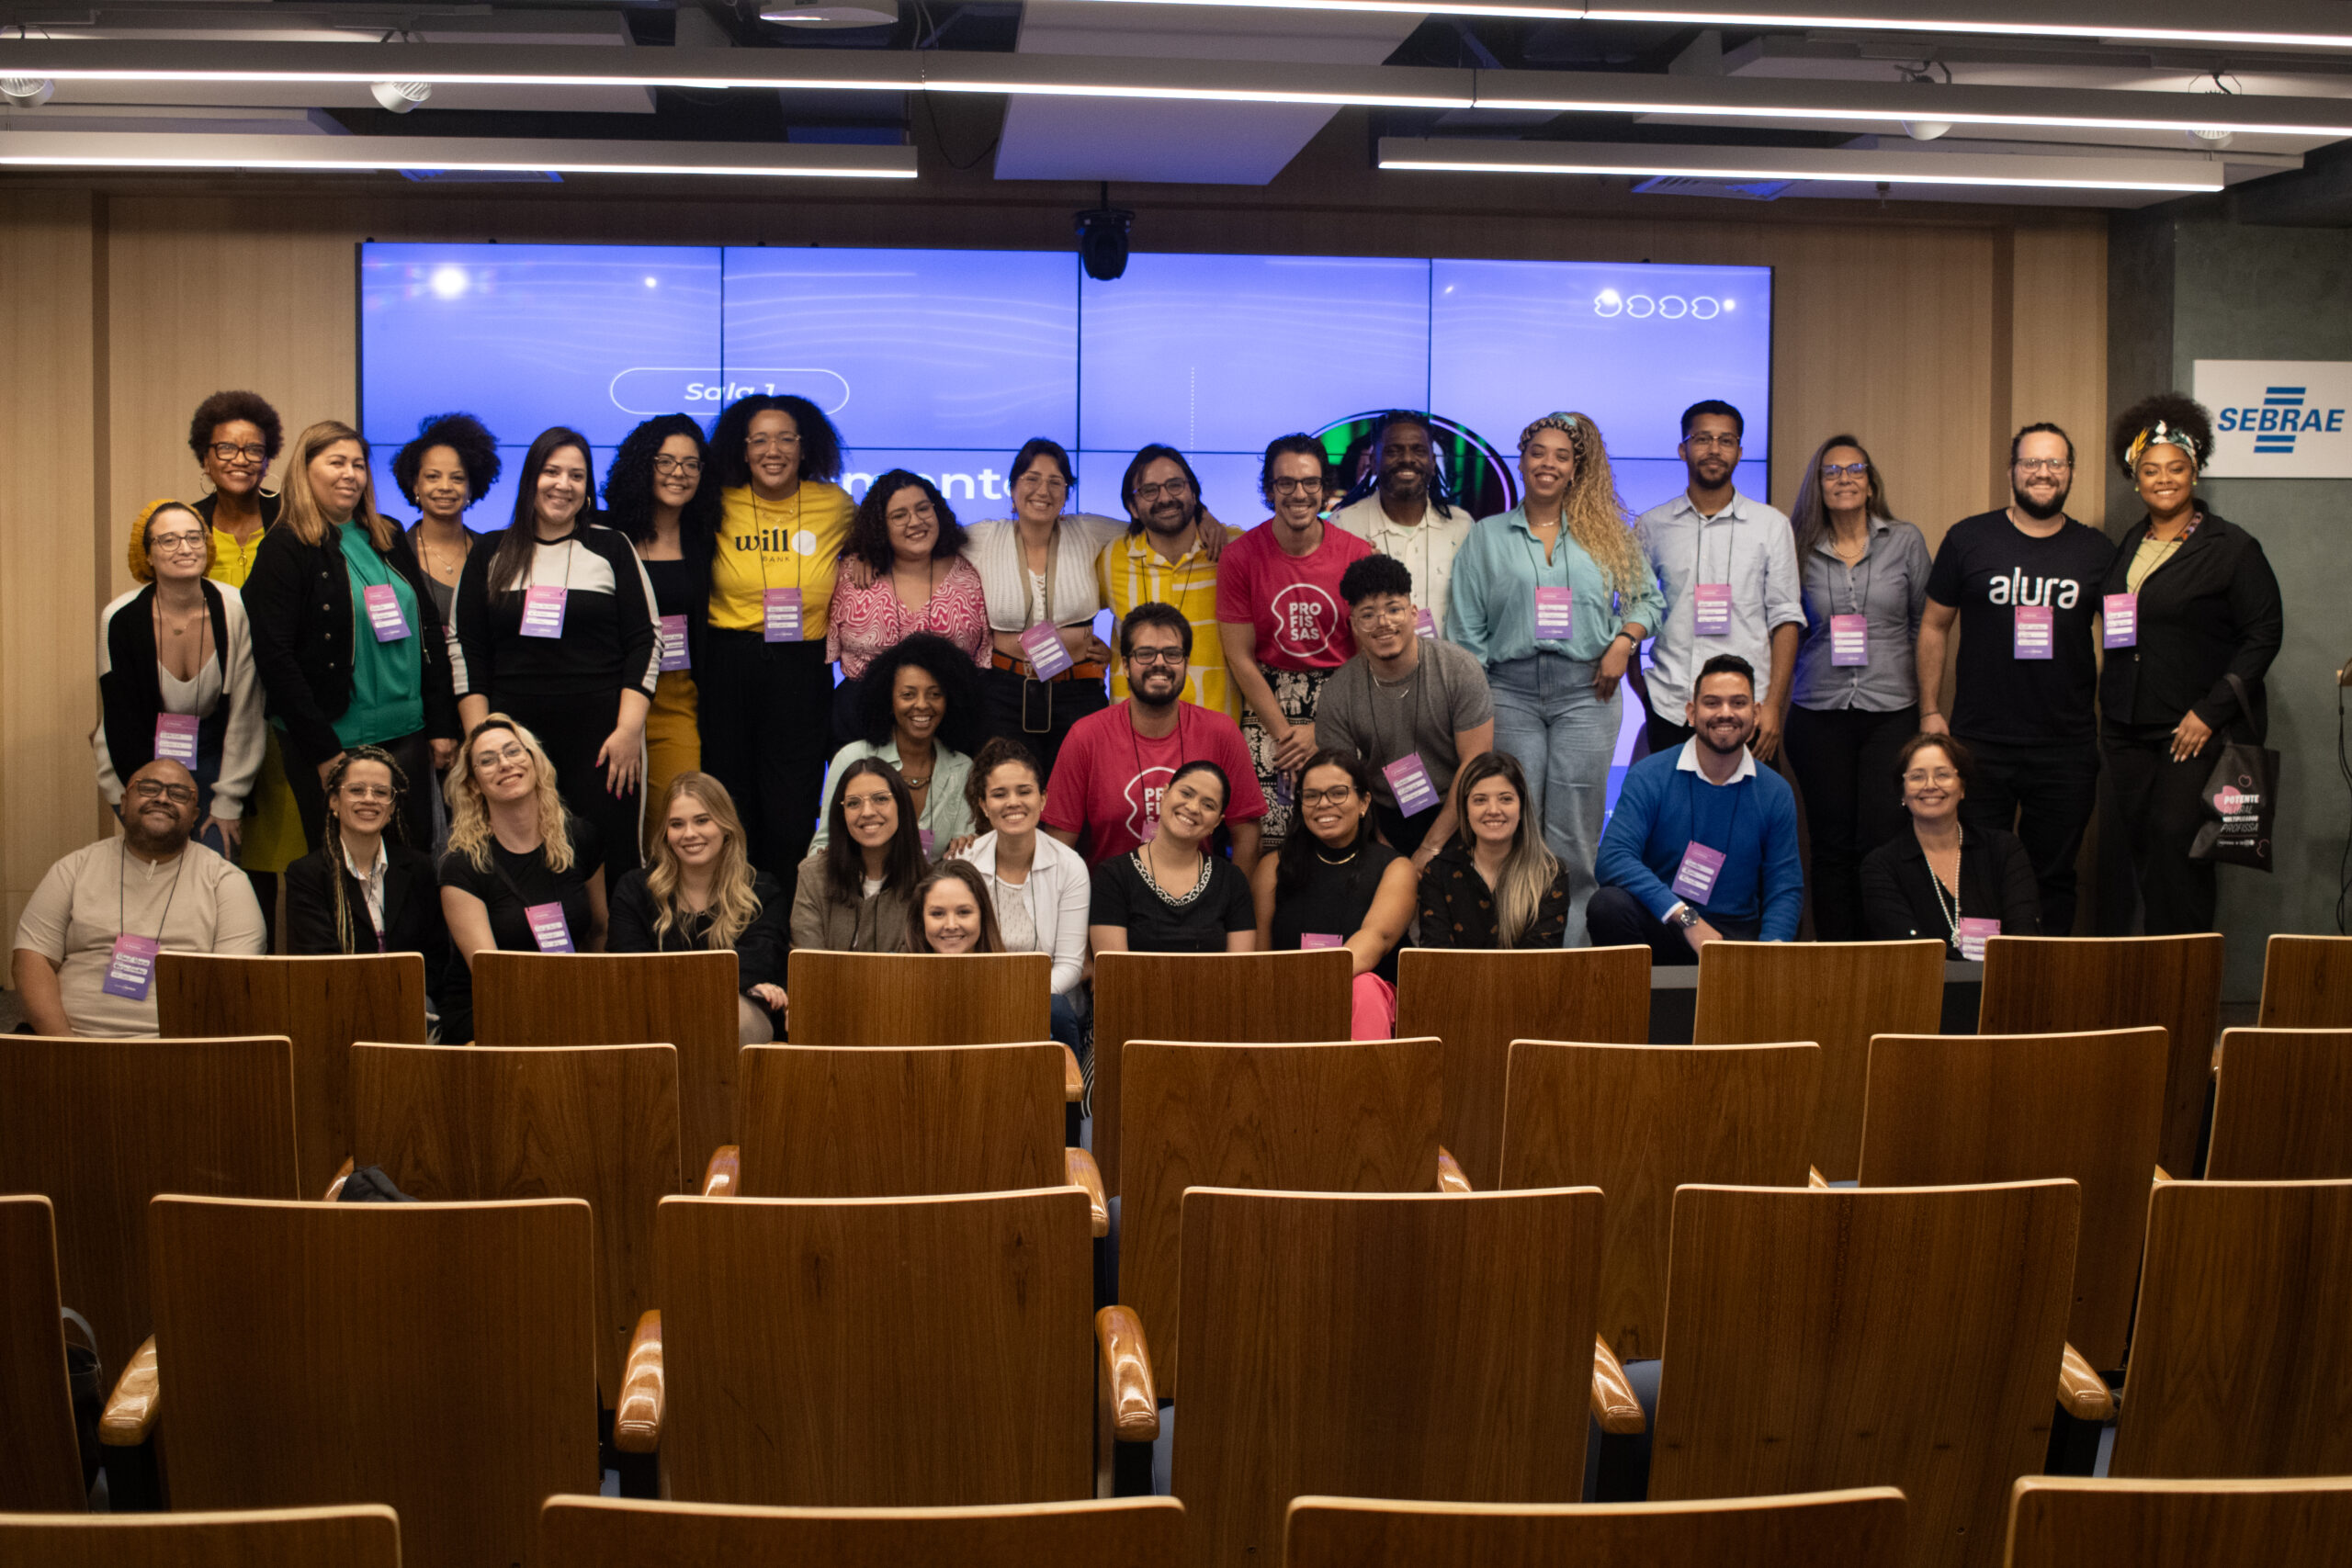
[2098,391,2283,934]
[285,746,458,1034]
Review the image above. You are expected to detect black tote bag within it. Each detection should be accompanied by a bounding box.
[2190,673,2278,872]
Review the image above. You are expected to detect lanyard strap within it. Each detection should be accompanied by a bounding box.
[119,837,189,942]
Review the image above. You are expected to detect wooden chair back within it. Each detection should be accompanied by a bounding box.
[2109,1179,2352,1479]
[1172,1188,1604,1568]
[1976,933,2224,1179]
[0,1506,401,1568]
[737,1043,1065,1198]
[655,1188,1095,1506]
[1649,1180,2081,1568]
[785,951,1052,1043]
[1394,946,1650,1190]
[1283,1489,1908,1568]
[1690,940,1942,1182]
[1856,1029,2165,1370]
[0,1036,299,1373]
[2206,1029,2352,1179]
[1093,949,1351,1199]
[2005,1477,2352,1568]
[472,951,736,1185]
[0,1195,83,1513]
[1121,1039,1442,1394]
[349,1042,682,1404]
[538,1496,1184,1568]
[1498,1041,1820,1361]
[155,952,424,1200]
[149,1196,598,1568]
[2256,934,2352,1028]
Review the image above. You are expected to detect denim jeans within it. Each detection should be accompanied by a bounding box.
[1487,653,1621,948]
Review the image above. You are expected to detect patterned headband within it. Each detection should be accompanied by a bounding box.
[1520,412,1582,449]
[2126,420,2199,471]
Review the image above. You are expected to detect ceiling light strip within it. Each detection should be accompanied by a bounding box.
[0,131,916,177]
[1375,138,2227,191]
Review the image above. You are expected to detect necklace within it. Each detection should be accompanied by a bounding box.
[1924,823,1965,942]
[1313,838,1361,865]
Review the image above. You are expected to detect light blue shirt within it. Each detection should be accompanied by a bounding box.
[810,738,972,854]
[1446,503,1667,668]
[1633,488,1805,716]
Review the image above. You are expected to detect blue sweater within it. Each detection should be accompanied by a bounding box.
[1597,745,1804,939]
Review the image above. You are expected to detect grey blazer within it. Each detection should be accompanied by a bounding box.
[788,853,913,954]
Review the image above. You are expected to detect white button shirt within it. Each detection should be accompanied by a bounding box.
[1327,491,1476,638]
[1633,488,1805,717]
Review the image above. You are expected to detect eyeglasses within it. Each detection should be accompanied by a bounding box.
[474,742,529,768]
[1127,648,1185,666]
[1299,786,1358,807]
[1017,472,1069,492]
[2014,458,2073,475]
[651,456,704,476]
[1270,477,1325,497]
[208,442,267,465]
[1134,478,1191,502]
[1353,604,1417,626]
[149,531,208,554]
[129,780,197,805]
[337,784,395,802]
[1819,462,1870,480]
[891,502,939,525]
[1902,768,1961,786]
[1683,434,1741,451]
[746,433,802,452]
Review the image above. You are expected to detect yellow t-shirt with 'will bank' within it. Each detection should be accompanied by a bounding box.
[710,481,855,637]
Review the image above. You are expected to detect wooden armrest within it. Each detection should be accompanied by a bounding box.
[99,1336,160,1447]
[1808,1166,1829,1190]
[2057,1341,2114,1422]
[1436,1148,1473,1194]
[1591,1335,1645,1435]
[701,1145,741,1198]
[322,1155,355,1202]
[1062,1043,1084,1103]
[2153,1164,2174,1184]
[1066,1147,1109,1237]
[1094,1305,1159,1443]
[613,1310,664,1453]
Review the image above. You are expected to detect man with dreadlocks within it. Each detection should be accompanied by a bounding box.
[1329,411,1476,639]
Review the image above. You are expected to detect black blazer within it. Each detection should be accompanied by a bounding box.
[606,866,787,994]
[1860,826,2041,951]
[243,521,460,769]
[285,839,456,986]
[2099,509,2283,737]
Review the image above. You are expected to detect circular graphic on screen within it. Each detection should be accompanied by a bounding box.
[1313,412,1518,521]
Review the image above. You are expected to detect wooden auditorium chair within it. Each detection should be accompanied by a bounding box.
[537,1495,1183,1568]
[2256,933,2352,1028]
[2204,1027,2352,1179]
[0,1195,85,1513]
[0,1505,401,1568]
[2004,1476,2352,1568]
[1283,1488,1907,1568]
[777,950,1084,1110]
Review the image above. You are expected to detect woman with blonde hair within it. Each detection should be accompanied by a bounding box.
[243,419,460,854]
[437,716,608,1038]
[610,772,788,1043]
[1447,412,1662,945]
[1414,750,1571,950]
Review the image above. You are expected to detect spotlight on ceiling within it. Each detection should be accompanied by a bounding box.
[1,77,56,108]
[1902,119,1951,141]
[760,0,899,28]
[1075,186,1134,282]
[370,80,432,114]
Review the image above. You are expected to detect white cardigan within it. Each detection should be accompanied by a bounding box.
[954,829,1091,995]
[961,514,1125,633]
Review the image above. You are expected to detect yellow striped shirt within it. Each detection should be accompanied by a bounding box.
[1097,525,1242,718]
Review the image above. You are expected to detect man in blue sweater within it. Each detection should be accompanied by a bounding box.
[1590,653,1804,962]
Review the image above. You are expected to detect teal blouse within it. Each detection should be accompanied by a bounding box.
[1445,503,1666,667]
[332,522,425,749]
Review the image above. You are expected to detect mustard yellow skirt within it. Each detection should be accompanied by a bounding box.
[642,669,701,856]
[239,728,311,875]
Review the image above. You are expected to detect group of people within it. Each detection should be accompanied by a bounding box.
[13,382,2282,1047]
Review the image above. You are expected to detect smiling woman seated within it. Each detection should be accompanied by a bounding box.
[1087,759,1257,956]
[610,771,789,1044]
[790,757,923,954]
[1251,748,1417,1040]
[285,746,458,1037]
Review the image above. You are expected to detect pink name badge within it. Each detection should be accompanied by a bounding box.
[1300,932,1345,950]
[1670,840,1727,905]
[1955,917,2000,962]
[657,614,691,672]
[1383,753,1442,817]
[153,713,200,763]
[101,933,160,1001]
[1415,608,1438,639]
[919,828,936,857]
[763,587,803,643]
[1829,614,1868,667]
[361,583,411,642]
[1532,585,1574,640]
[2012,604,2054,660]
[520,585,568,638]
[2103,592,2137,649]
[1694,582,1734,637]
[525,902,574,954]
[1019,622,1073,680]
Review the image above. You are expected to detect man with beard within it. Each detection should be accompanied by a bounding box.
[1329,412,1474,638]
[1043,601,1266,870]
[1588,654,1803,963]
[1917,422,2116,936]
[1099,444,1243,717]
[1634,400,1804,761]
[13,757,266,1036]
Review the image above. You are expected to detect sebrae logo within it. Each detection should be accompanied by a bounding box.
[1984,569,2083,610]
[2217,385,2346,456]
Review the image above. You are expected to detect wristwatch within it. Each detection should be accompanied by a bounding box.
[1666,902,1701,931]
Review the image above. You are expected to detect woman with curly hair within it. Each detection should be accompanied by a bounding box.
[2098,392,2284,934]
[1447,412,1664,945]
[809,631,984,855]
[392,412,502,629]
[826,468,989,736]
[605,413,721,855]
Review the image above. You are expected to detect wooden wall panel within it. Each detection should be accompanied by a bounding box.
[2011,222,2110,526]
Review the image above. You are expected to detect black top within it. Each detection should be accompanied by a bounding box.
[1924,510,2116,745]
[1090,850,1255,953]
[2098,509,2283,739]
[1859,825,2041,953]
[437,815,605,954]
[636,537,716,675]
[286,838,455,992]
[242,520,461,769]
[607,866,787,993]
[1270,833,1406,984]
[1414,840,1570,949]
[403,522,488,628]
[451,525,661,705]
[194,491,282,529]
[98,579,238,791]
